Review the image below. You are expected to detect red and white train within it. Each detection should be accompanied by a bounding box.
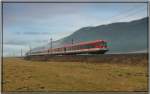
[26,40,108,56]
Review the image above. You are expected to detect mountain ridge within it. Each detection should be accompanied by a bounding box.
[33,17,148,54]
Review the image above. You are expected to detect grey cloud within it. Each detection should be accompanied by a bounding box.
[15,31,50,35]
[4,39,48,46]
[3,3,87,25]
[4,40,28,45]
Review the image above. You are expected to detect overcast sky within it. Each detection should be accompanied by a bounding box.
[3,3,147,57]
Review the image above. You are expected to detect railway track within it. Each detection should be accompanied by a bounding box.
[24,53,148,65]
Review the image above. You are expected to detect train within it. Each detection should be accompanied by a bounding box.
[26,40,108,56]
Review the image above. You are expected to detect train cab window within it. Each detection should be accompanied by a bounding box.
[102,42,107,47]
[98,41,107,47]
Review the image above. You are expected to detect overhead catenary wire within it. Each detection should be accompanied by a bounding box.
[110,6,147,23]
[101,6,147,24]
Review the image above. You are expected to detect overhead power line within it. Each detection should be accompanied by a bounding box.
[111,6,147,22]
[101,6,147,24]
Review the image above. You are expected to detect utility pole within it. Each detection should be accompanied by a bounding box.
[50,38,52,54]
[13,51,15,57]
[29,45,31,55]
[72,38,74,44]
[21,48,22,57]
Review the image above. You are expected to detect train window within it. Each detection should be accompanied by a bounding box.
[84,45,86,49]
[74,46,76,50]
[76,45,79,50]
[99,41,107,47]
[71,47,72,50]
[96,42,104,46]
[72,46,76,50]
[95,42,101,46]
[81,45,87,49]
[75,46,77,50]
[86,44,94,48]
[64,48,66,51]
[72,46,75,50]
[73,46,75,50]
[88,45,92,48]
[77,46,79,50]
[72,47,74,50]
[75,46,78,50]
[101,42,106,46]
[85,45,88,49]
[81,45,84,49]
[78,45,80,50]
[67,47,69,51]
[78,44,94,49]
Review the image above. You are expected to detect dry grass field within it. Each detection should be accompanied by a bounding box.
[2,56,148,92]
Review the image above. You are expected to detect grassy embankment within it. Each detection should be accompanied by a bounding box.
[2,57,148,91]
